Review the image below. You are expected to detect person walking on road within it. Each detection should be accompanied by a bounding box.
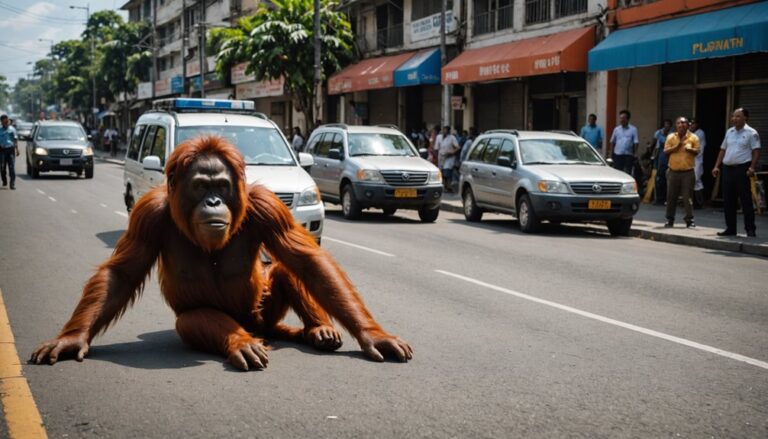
[651,119,673,205]
[712,108,761,237]
[690,118,707,208]
[580,113,604,154]
[291,127,304,153]
[663,117,700,228]
[0,114,19,190]
[609,110,639,176]
[436,125,460,193]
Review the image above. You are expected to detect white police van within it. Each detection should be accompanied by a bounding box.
[123,98,324,242]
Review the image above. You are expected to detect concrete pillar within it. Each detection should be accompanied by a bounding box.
[463,85,474,130]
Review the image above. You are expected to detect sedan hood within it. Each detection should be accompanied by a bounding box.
[244,165,316,193]
[526,164,634,183]
[35,140,89,149]
[349,155,438,171]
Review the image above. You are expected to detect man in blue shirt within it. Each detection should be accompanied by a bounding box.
[0,114,19,190]
[609,109,639,176]
[580,113,603,154]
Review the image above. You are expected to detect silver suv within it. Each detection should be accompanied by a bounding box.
[123,98,324,242]
[305,124,443,222]
[459,130,640,236]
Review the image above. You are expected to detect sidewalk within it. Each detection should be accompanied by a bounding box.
[439,192,768,258]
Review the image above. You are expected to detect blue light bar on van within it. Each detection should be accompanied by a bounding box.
[153,98,255,111]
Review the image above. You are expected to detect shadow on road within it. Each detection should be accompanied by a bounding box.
[96,229,125,248]
[444,216,616,240]
[324,207,422,224]
[87,330,217,370]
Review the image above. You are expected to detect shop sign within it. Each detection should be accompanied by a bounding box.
[231,62,256,84]
[235,77,285,99]
[691,37,744,56]
[479,63,511,77]
[451,96,463,110]
[154,78,170,96]
[411,10,456,43]
[171,75,184,94]
[137,81,152,99]
[533,55,560,71]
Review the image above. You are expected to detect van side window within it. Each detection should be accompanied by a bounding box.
[127,125,146,160]
[306,134,320,155]
[330,133,343,157]
[482,138,502,164]
[498,139,516,163]
[314,133,331,158]
[468,139,488,162]
[150,126,167,166]
[139,125,158,162]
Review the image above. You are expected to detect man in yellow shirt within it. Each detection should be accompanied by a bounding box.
[663,117,701,228]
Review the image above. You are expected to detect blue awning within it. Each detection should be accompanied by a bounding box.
[589,1,768,72]
[394,48,441,87]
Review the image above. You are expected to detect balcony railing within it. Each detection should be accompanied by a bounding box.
[473,4,514,36]
[376,23,404,50]
[526,0,587,24]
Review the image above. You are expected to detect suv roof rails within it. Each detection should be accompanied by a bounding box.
[484,129,519,136]
[375,124,400,131]
[550,130,579,136]
[252,112,270,120]
[321,123,348,130]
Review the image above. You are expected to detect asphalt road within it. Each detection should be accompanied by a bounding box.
[0,155,767,438]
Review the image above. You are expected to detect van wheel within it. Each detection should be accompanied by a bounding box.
[341,184,362,220]
[462,188,483,222]
[125,187,135,212]
[418,206,440,223]
[517,194,540,233]
[85,167,94,179]
[607,218,633,237]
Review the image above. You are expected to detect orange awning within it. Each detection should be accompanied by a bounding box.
[442,27,595,84]
[328,52,415,95]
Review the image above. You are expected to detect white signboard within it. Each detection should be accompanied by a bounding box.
[231,62,257,85]
[137,81,152,99]
[410,10,457,43]
[236,77,285,99]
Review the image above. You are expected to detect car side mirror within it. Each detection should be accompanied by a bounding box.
[87,134,93,141]
[328,148,342,161]
[299,152,314,169]
[606,157,614,165]
[419,148,428,159]
[142,155,164,172]
[497,156,517,168]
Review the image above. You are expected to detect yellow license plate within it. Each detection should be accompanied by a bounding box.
[394,188,417,198]
[588,200,611,209]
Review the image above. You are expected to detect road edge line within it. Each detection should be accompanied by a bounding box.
[0,288,48,439]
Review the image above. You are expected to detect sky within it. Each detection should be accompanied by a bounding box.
[0,0,128,86]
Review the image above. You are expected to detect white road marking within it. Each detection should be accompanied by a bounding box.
[70,209,77,214]
[323,237,395,257]
[99,203,107,208]
[436,270,768,371]
[48,196,56,202]
[114,211,128,218]
[36,189,45,195]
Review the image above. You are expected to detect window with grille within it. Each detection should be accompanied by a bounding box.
[474,0,514,36]
[412,0,453,20]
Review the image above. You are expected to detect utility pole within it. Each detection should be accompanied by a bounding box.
[151,0,157,99]
[70,4,95,124]
[198,0,206,98]
[313,0,322,127]
[181,0,187,96]
[440,0,450,128]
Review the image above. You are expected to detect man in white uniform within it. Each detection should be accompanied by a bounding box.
[690,118,706,208]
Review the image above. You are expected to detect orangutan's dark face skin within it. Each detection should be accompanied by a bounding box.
[182,155,235,249]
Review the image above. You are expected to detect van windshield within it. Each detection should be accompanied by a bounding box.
[36,125,86,141]
[518,139,603,165]
[176,126,295,166]
[348,133,417,157]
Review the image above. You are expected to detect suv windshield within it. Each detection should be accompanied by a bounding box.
[36,125,86,141]
[348,133,417,157]
[176,125,295,166]
[519,139,603,165]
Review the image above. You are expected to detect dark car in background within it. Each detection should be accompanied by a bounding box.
[15,121,34,140]
[25,121,94,179]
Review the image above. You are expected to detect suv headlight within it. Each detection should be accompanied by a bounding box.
[83,146,94,156]
[621,181,638,194]
[356,169,383,182]
[297,186,320,206]
[34,147,48,156]
[429,170,442,183]
[537,180,569,193]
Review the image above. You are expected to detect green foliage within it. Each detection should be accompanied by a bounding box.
[211,0,354,128]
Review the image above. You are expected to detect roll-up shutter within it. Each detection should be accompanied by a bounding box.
[368,89,398,125]
[661,89,694,123]
[736,84,768,169]
[422,85,441,129]
[498,82,525,130]
[475,83,500,132]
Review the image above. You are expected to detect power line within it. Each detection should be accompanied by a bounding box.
[0,1,87,25]
[0,42,44,55]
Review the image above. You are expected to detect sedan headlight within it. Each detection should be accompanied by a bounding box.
[356,169,383,182]
[83,146,94,156]
[428,170,442,183]
[34,147,48,156]
[621,181,638,194]
[297,186,320,206]
[537,180,569,193]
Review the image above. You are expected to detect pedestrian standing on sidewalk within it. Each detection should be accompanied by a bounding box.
[580,113,604,154]
[609,110,639,176]
[690,118,707,208]
[291,127,304,153]
[650,119,673,205]
[437,125,460,193]
[0,114,19,190]
[663,117,700,228]
[712,108,761,237]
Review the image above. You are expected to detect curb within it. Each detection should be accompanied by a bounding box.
[439,201,768,258]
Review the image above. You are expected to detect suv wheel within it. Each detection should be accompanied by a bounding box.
[85,167,94,179]
[462,188,483,222]
[418,206,440,223]
[607,218,633,237]
[341,184,362,220]
[517,194,540,233]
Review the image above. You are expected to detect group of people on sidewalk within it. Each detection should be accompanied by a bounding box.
[583,107,761,237]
